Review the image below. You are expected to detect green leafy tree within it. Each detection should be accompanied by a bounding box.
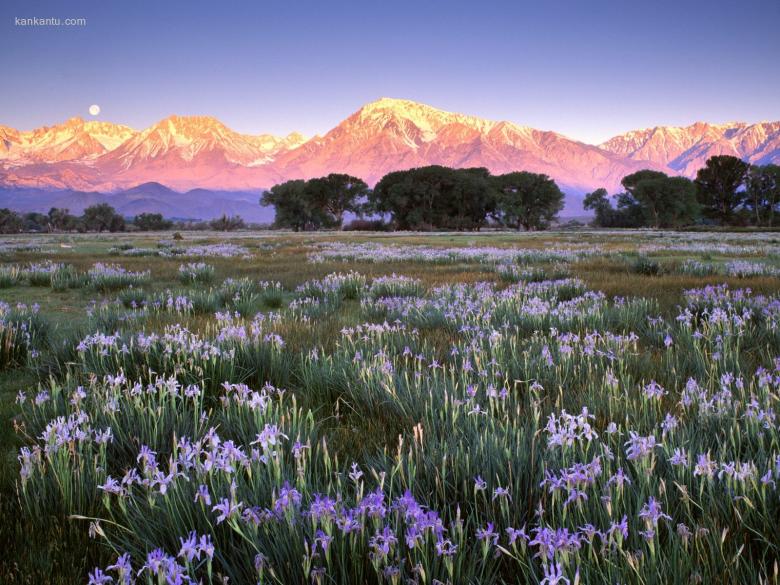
[134,212,173,231]
[583,188,645,228]
[23,212,49,232]
[262,180,321,231]
[0,208,24,234]
[492,171,564,230]
[439,167,496,231]
[629,175,700,227]
[694,155,749,224]
[583,188,612,225]
[82,204,125,232]
[370,166,494,230]
[745,164,780,227]
[370,168,432,230]
[305,174,369,227]
[48,207,79,232]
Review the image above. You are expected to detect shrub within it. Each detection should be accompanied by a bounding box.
[631,255,662,276]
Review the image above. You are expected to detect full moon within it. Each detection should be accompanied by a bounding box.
[88,104,100,116]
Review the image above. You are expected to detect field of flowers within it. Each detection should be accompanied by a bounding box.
[1,229,779,584]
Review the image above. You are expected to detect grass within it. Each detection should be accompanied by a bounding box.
[1,228,779,583]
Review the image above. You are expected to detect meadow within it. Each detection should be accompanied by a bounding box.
[1,228,780,584]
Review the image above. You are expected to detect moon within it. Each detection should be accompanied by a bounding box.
[88,104,100,116]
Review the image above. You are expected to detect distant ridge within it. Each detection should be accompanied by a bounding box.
[0,183,273,223]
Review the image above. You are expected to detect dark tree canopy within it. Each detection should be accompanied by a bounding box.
[630,175,700,228]
[262,179,323,231]
[745,164,780,227]
[82,204,125,232]
[263,174,368,231]
[305,174,370,227]
[370,166,497,230]
[695,155,749,224]
[209,214,246,231]
[491,171,564,230]
[583,188,644,228]
[134,212,173,231]
[0,208,24,234]
[48,207,80,232]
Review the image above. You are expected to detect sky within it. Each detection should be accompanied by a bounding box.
[2,0,779,144]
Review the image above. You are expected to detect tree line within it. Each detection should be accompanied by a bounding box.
[262,167,565,231]
[0,204,249,234]
[3,157,776,234]
[585,156,780,228]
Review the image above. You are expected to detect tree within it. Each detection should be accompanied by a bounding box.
[23,212,49,232]
[262,180,320,231]
[48,207,79,232]
[439,167,496,231]
[0,208,24,234]
[584,188,618,227]
[492,171,564,230]
[305,174,369,227]
[371,167,442,230]
[628,174,700,227]
[209,214,245,231]
[134,212,173,231]
[745,164,780,227]
[583,188,645,228]
[82,204,125,232]
[695,155,749,224]
[370,166,495,230]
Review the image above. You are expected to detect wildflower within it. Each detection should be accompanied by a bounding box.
[607,467,632,489]
[677,523,692,544]
[198,534,215,560]
[506,526,529,546]
[212,498,242,524]
[639,497,672,527]
[476,522,499,546]
[607,516,629,541]
[492,486,511,501]
[194,484,211,506]
[624,431,659,461]
[643,380,666,400]
[106,554,133,584]
[435,539,458,556]
[348,462,363,483]
[694,452,717,479]
[88,568,113,584]
[669,448,689,467]
[660,413,678,436]
[178,531,199,562]
[314,529,333,554]
[541,561,570,585]
[369,526,398,558]
[98,476,125,496]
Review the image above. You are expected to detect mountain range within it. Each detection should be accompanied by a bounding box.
[1,98,778,218]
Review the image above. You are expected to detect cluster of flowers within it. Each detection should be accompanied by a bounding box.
[11,254,780,584]
[111,243,251,259]
[178,262,216,284]
[679,259,780,278]
[308,242,601,265]
[87,263,151,291]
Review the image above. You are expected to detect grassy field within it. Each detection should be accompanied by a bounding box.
[1,229,779,584]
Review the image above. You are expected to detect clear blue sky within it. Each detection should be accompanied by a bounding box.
[2,0,778,143]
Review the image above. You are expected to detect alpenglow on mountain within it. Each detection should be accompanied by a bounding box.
[1,98,778,213]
